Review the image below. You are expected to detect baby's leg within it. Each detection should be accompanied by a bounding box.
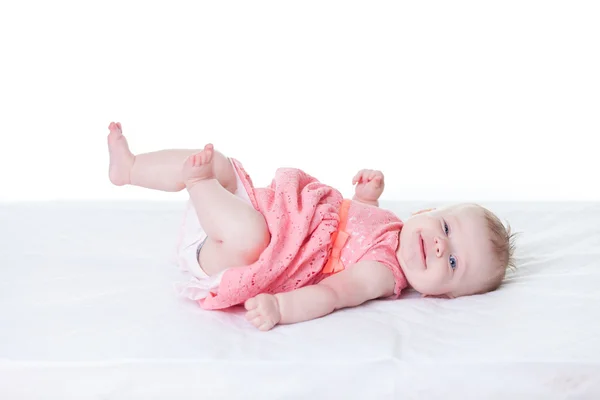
[183,145,270,276]
[107,122,236,192]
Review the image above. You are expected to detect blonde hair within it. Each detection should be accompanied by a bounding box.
[477,206,518,294]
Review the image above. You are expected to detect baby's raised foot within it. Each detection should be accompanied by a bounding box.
[182,144,216,187]
[107,122,134,186]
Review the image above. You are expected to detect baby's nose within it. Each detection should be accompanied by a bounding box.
[434,236,447,257]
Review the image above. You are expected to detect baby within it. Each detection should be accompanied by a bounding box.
[107,122,516,331]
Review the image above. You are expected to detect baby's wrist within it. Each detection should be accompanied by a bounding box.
[353,194,379,206]
[273,293,284,323]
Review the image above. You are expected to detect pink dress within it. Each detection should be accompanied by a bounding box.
[195,159,407,310]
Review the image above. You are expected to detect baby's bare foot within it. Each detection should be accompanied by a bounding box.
[182,144,216,187]
[107,122,135,186]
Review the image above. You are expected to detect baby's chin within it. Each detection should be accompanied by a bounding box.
[411,277,489,299]
[405,278,448,298]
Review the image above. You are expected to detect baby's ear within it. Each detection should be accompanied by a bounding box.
[412,208,435,216]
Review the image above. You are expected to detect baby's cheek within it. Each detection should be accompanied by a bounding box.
[429,265,449,285]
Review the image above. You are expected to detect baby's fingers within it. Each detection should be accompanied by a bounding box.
[258,320,275,331]
[245,309,260,321]
[244,297,257,311]
[250,316,265,329]
[249,314,274,331]
[356,169,375,183]
[367,170,384,184]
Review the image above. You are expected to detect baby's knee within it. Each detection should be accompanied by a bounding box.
[231,224,270,265]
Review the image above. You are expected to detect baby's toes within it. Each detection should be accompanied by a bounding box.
[184,154,197,169]
[195,153,205,166]
[199,151,210,165]
[201,146,214,163]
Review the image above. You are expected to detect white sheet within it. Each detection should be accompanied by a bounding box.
[1,201,599,398]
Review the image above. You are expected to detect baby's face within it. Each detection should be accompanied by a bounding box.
[397,204,494,298]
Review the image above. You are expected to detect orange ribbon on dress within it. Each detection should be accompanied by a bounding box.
[322,199,351,274]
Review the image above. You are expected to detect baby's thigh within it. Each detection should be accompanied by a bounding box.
[198,238,262,276]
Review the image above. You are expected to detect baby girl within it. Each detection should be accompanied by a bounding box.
[107,122,516,331]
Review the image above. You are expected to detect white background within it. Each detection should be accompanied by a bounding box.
[0,0,598,202]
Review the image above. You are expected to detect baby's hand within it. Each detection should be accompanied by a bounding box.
[353,169,385,202]
[244,293,281,331]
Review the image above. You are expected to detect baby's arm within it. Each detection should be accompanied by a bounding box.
[244,261,395,330]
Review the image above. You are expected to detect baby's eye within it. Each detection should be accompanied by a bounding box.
[444,221,449,235]
[449,255,457,270]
